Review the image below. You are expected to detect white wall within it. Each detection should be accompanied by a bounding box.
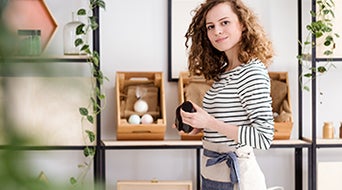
[100,0,300,190]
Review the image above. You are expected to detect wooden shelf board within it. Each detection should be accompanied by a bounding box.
[303,137,342,145]
[272,139,310,145]
[102,139,311,149]
[103,140,202,147]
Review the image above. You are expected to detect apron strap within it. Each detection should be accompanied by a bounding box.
[204,149,240,184]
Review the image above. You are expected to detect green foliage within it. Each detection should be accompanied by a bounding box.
[297,0,339,90]
[86,130,96,142]
[70,0,107,188]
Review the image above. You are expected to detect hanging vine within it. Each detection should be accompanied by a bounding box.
[69,0,107,187]
[297,0,339,91]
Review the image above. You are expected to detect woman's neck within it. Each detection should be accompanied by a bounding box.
[224,46,241,71]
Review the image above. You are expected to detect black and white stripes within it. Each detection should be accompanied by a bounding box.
[203,59,274,150]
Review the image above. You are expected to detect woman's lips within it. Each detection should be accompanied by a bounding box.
[215,36,228,43]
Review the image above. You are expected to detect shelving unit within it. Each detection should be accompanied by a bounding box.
[0,0,101,189]
[99,138,312,190]
[298,0,342,189]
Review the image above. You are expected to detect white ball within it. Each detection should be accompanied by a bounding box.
[134,99,148,114]
[141,114,154,124]
[128,114,141,124]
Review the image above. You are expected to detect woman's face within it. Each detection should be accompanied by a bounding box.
[205,2,243,53]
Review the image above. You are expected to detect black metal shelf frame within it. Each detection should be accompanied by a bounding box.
[298,0,342,189]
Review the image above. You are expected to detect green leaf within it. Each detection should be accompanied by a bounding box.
[97,0,106,9]
[77,9,87,16]
[304,73,312,78]
[304,41,311,45]
[317,66,327,73]
[84,49,92,55]
[89,16,99,30]
[306,24,313,31]
[76,24,85,35]
[304,86,310,91]
[75,38,83,47]
[323,9,330,15]
[91,97,96,104]
[324,40,331,46]
[70,177,77,185]
[324,50,333,56]
[87,115,94,124]
[83,146,95,157]
[86,130,96,142]
[91,0,106,9]
[315,31,323,38]
[92,56,99,67]
[310,10,316,17]
[79,107,88,116]
[99,94,105,100]
[81,44,89,51]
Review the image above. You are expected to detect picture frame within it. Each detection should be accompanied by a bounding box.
[167,0,203,81]
[2,0,58,52]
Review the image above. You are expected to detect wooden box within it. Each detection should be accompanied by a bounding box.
[117,180,192,190]
[178,72,213,140]
[269,72,293,140]
[115,72,166,140]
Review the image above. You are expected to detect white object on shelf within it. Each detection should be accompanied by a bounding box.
[63,12,84,55]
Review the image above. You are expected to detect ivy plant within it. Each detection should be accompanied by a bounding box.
[297,0,340,91]
[69,0,107,187]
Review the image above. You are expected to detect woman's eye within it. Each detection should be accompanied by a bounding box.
[207,25,214,30]
[222,21,230,25]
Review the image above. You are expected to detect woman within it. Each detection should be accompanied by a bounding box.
[179,0,274,189]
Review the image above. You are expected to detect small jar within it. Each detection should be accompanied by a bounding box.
[17,29,41,56]
[323,122,334,139]
[63,12,85,55]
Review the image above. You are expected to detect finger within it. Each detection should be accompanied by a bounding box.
[188,130,197,135]
[190,101,201,111]
[180,109,193,118]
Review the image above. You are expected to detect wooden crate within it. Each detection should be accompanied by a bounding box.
[115,72,166,140]
[117,180,192,190]
[269,72,293,140]
[178,72,213,140]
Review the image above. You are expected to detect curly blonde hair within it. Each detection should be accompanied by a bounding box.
[185,0,274,81]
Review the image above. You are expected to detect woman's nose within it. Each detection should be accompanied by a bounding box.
[214,27,223,35]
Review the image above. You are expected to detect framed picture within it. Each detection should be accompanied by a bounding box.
[167,0,203,81]
[2,0,58,52]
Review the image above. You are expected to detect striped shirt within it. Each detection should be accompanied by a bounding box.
[202,59,274,150]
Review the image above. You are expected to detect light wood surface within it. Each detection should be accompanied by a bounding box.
[103,139,310,147]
